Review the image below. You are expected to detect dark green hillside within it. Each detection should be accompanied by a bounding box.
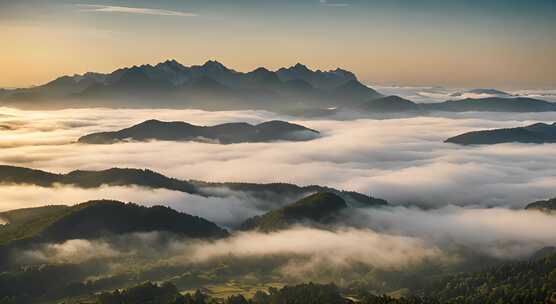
[0,200,227,246]
[0,205,71,245]
[424,252,556,304]
[240,192,348,231]
[40,200,229,242]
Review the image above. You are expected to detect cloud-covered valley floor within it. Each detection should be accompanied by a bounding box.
[1,107,555,267]
[1,106,555,208]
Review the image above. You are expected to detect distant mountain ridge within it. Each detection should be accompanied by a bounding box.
[356,96,556,114]
[0,60,380,111]
[421,97,556,112]
[78,119,320,144]
[445,122,556,145]
[3,60,554,114]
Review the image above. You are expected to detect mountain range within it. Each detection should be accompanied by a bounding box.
[0,60,379,111]
[78,119,319,144]
[445,122,556,145]
[2,60,555,115]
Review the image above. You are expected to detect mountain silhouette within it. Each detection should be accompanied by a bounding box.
[78,119,320,144]
[3,60,555,115]
[0,60,378,111]
[446,122,556,145]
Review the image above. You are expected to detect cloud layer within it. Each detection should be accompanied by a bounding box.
[349,206,556,258]
[373,86,556,103]
[184,227,441,271]
[0,185,266,228]
[1,107,555,208]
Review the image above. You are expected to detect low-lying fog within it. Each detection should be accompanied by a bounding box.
[1,106,555,208]
[1,106,555,269]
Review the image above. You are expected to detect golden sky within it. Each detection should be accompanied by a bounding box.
[1,0,555,89]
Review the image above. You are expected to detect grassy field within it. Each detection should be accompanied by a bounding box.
[182,280,285,299]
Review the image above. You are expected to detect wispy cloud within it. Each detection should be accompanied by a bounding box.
[319,0,350,7]
[76,4,198,17]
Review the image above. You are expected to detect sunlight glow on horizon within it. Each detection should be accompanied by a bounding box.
[1,0,555,89]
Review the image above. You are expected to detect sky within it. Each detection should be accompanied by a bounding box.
[0,0,555,89]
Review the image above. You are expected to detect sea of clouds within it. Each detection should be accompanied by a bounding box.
[372,86,556,103]
[1,106,555,267]
[1,106,555,209]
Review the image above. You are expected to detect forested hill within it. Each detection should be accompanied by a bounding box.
[0,165,388,212]
[240,192,349,231]
[0,165,197,193]
[0,200,228,246]
[423,250,556,304]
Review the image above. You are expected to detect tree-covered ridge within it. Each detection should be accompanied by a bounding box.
[0,165,388,211]
[240,192,348,231]
[78,119,320,144]
[424,252,556,304]
[0,200,228,246]
[0,165,197,193]
[0,205,71,245]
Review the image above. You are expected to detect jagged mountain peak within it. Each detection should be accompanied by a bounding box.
[156,59,187,70]
[293,62,310,71]
[201,59,228,70]
[3,59,384,110]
